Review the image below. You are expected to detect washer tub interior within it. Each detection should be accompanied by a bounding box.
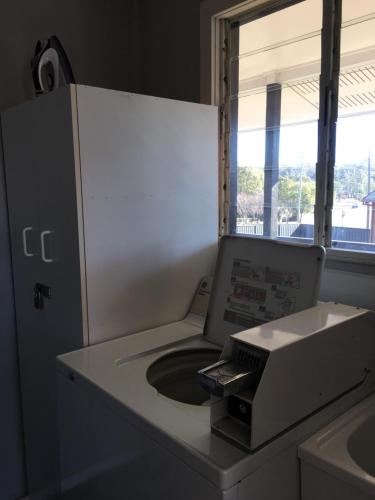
[147,348,220,405]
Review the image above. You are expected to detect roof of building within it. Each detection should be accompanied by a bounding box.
[363,191,375,204]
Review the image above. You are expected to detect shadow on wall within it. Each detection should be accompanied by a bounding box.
[138,0,201,103]
[0,0,139,110]
[0,135,26,499]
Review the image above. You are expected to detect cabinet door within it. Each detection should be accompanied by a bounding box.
[2,96,42,288]
[2,86,86,498]
[3,97,54,497]
[33,86,86,356]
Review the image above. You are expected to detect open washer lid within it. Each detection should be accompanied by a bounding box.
[203,236,325,347]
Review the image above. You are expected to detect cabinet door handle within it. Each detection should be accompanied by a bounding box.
[40,231,53,263]
[22,227,34,257]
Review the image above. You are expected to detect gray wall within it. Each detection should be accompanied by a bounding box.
[138,0,201,103]
[0,1,138,499]
[0,142,26,500]
[0,0,139,110]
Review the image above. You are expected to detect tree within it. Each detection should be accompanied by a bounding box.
[334,163,373,199]
[236,166,315,223]
[278,176,315,222]
[237,167,264,220]
[237,166,264,195]
[237,192,263,220]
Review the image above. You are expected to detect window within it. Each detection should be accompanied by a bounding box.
[333,0,375,251]
[220,0,375,254]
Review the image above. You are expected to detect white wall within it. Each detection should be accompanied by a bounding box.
[321,268,375,310]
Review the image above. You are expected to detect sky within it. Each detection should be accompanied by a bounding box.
[237,112,375,168]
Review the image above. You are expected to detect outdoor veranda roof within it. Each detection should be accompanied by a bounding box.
[237,0,375,131]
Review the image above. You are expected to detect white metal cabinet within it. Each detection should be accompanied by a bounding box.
[2,85,218,498]
[3,88,85,498]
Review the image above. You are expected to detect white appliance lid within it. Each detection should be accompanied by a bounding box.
[203,236,325,346]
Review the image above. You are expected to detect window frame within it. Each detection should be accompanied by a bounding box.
[205,0,375,268]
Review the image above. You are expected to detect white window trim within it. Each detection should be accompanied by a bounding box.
[201,0,375,269]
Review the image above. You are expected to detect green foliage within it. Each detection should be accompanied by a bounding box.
[334,164,375,199]
[237,166,264,193]
[236,161,375,222]
[278,176,315,219]
[237,167,264,220]
[236,166,315,221]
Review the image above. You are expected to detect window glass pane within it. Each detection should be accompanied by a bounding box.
[333,0,375,252]
[233,0,321,242]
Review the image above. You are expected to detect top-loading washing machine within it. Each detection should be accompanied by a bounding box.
[57,237,375,500]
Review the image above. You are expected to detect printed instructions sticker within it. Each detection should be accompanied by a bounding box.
[223,259,300,328]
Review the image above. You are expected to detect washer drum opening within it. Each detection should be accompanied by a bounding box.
[147,348,220,405]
